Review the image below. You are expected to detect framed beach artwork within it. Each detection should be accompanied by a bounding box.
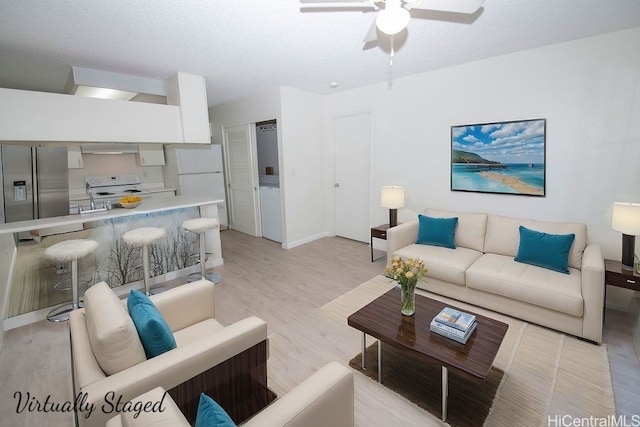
[450,118,546,197]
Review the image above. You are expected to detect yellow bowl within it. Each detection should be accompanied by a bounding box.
[120,201,141,209]
[120,196,142,208]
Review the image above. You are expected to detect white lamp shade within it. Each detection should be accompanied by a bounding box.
[381,186,405,209]
[612,202,640,235]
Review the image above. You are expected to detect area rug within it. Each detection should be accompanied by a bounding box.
[319,275,617,426]
[350,343,503,427]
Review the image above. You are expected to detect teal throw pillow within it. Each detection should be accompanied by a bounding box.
[195,393,236,427]
[514,226,575,274]
[416,214,458,249]
[127,290,176,358]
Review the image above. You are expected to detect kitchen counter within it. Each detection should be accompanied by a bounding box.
[0,195,223,235]
[69,187,177,203]
[1,194,224,330]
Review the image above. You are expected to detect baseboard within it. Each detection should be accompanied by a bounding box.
[205,257,223,269]
[283,232,330,249]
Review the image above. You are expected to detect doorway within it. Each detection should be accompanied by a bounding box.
[333,112,371,242]
[223,124,260,236]
[256,120,282,243]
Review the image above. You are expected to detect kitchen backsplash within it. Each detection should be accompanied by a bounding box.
[68,153,165,193]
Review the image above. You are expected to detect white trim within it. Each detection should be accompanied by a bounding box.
[283,232,330,249]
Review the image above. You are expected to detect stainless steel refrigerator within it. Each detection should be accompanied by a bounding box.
[2,146,69,235]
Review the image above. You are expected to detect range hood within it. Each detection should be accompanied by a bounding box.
[80,143,139,154]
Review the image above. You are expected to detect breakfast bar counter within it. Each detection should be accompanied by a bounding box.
[0,195,223,235]
[0,195,224,329]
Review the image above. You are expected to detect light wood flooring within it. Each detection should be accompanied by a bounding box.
[1,230,639,426]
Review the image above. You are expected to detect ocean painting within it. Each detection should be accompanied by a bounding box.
[450,118,546,196]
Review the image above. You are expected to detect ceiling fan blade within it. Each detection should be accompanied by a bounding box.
[363,17,378,43]
[409,0,484,14]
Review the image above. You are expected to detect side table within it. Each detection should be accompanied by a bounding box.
[604,259,640,323]
[371,224,391,262]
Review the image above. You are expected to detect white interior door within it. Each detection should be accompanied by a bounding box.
[334,112,371,242]
[223,124,260,236]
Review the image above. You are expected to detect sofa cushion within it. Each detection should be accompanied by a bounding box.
[484,215,587,270]
[195,393,236,427]
[127,290,177,358]
[515,226,576,274]
[466,254,584,317]
[395,244,482,286]
[416,214,458,249]
[425,208,487,252]
[83,282,147,375]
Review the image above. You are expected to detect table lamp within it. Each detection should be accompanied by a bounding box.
[381,186,404,227]
[612,202,640,270]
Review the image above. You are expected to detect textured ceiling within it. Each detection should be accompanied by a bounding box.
[1,0,640,107]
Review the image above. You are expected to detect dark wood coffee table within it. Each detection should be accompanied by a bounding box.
[347,287,508,422]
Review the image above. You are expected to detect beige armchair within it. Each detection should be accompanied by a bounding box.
[106,362,355,427]
[69,279,275,427]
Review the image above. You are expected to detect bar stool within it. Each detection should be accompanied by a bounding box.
[123,227,166,296]
[183,218,222,284]
[46,239,99,322]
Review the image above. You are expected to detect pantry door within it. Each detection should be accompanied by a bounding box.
[223,124,260,236]
[333,112,371,242]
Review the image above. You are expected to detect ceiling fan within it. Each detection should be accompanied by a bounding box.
[301,0,485,43]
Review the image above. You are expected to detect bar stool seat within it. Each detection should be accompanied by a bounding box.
[123,227,166,295]
[183,218,222,284]
[46,239,99,322]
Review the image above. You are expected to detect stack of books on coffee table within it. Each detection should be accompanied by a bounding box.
[430,307,477,344]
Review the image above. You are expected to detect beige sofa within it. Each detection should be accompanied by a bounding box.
[69,280,274,427]
[387,208,605,343]
[106,362,355,427]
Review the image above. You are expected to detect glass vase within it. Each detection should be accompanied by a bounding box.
[400,279,417,316]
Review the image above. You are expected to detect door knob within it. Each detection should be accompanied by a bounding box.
[334,183,340,188]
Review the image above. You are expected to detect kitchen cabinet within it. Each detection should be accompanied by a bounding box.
[136,144,165,166]
[67,144,84,169]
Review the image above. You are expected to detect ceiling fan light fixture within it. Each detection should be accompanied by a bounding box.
[376,6,410,35]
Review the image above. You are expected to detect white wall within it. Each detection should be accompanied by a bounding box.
[209,86,282,236]
[325,27,640,309]
[279,87,326,247]
[210,86,281,139]
[0,87,183,143]
[209,86,327,247]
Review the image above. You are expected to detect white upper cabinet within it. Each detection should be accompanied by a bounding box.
[136,144,165,166]
[67,144,84,169]
[166,73,211,144]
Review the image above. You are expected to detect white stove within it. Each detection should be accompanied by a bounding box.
[84,174,151,201]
